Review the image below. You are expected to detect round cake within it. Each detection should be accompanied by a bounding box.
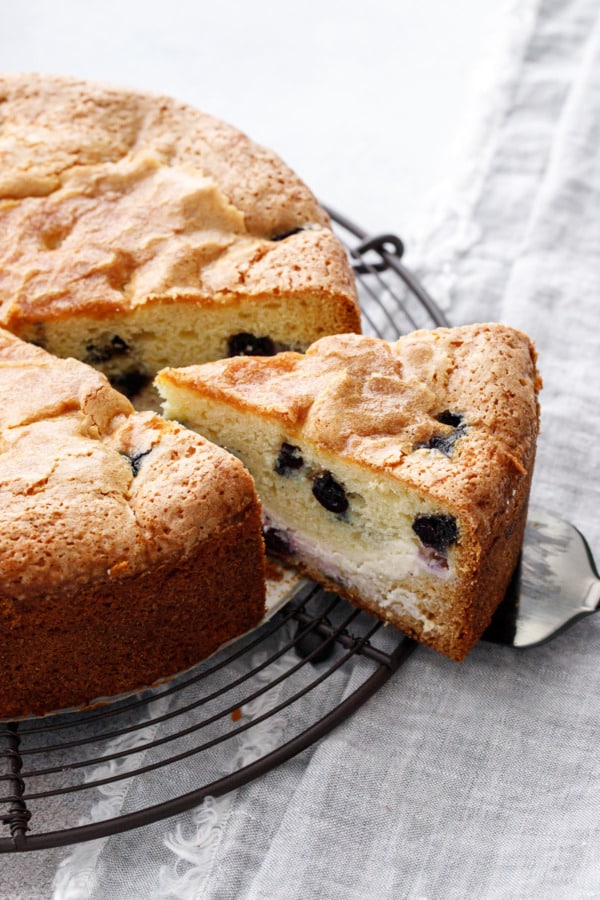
[0,75,542,713]
[0,73,360,393]
[0,328,267,720]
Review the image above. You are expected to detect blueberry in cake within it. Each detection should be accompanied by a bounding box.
[156,323,542,661]
[0,73,360,393]
[0,329,266,719]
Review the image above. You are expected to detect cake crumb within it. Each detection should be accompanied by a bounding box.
[265,559,285,581]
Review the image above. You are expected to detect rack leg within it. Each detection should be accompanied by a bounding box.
[0,723,31,850]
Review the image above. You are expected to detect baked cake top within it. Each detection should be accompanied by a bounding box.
[157,323,541,522]
[0,328,259,599]
[0,73,357,325]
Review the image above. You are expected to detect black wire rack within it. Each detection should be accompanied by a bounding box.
[0,209,448,853]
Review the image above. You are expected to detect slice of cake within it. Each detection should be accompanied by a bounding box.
[0,329,266,720]
[0,73,360,394]
[156,323,541,661]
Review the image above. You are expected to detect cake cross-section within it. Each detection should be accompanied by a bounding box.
[156,323,542,661]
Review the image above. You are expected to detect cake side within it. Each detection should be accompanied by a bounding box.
[1,502,265,721]
[0,73,360,383]
[156,323,541,660]
[0,329,267,718]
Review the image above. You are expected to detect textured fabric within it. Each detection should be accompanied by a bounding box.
[4,0,600,896]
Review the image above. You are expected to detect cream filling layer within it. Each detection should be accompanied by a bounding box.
[264,510,451,630]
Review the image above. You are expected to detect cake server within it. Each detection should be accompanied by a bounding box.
[482,508,600,648]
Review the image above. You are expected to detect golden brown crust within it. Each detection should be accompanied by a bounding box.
[0,73,359,348]
[0,328,267,717]
[159,323,540,507]
[0,73,328,233]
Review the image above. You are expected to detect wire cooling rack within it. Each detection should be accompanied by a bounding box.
[0,209,448,853]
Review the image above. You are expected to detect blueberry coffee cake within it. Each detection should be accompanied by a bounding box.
[0,73,360,395]
[0,329,266,719]
[156,323,541,661]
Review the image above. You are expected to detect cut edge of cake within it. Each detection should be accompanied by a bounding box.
[155,323,542,662]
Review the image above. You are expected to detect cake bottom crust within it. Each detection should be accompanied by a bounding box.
[0,504,266,721]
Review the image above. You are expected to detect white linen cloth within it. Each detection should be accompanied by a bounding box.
[5,0,600,895]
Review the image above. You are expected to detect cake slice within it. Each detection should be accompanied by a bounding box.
[0,329,266,720]
[156,323,541,661]
[0,73,360,394]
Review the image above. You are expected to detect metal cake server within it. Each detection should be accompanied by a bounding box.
[483,508,600,648]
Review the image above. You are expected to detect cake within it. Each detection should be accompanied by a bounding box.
[0,329,267,720]
[0,73,360,394]
[156,323,542,661]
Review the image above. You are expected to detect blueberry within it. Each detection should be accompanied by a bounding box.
[109,335,129,354]
[436,410,463,427]
[420,433,459,457]
[275,442,304,475]
[121,449,152,477]
[110,369,151,398]
[417,411,466,457]
[263,527,292,556]
[412,515,458,554]
[271,226,306,241]
[84,334,130,364]
[227,332,277,357]
[312,471,349,515]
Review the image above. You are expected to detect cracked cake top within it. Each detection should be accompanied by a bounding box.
[157,323,542,530]
[0,73,357,326]
[0,327,258,599]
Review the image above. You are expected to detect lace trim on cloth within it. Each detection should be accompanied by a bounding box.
[52,695,171,900]
[153,640,296,900]
[51,627,297,900]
